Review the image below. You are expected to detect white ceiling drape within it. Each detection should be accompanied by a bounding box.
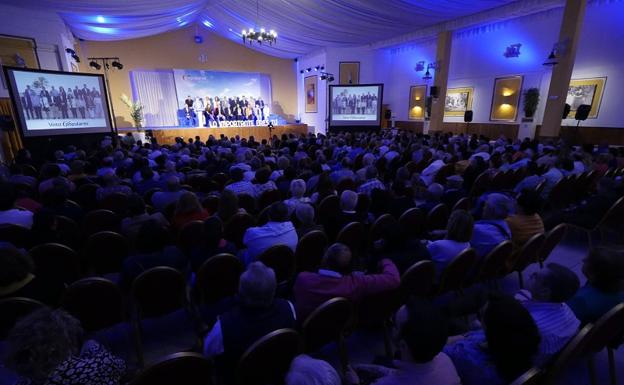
[6,0,542,57]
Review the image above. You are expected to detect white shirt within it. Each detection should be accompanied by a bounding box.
[420,160,445,186]
[0,209,34,229]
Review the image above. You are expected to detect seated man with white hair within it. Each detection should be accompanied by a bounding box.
[417,183,444,214]
[286,355,343,385]
[284,179,311,216]
[356,153,376,182]
[295,204,324,238]
[357,166,386,196]
[203,262,296,380]
[224,167,256,198]
[470,193,513,257]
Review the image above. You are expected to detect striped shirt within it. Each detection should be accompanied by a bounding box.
[225,181,257,198]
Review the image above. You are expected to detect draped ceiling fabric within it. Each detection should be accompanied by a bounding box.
[8,0,531,58]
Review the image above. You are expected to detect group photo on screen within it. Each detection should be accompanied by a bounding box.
[331,88,379,118]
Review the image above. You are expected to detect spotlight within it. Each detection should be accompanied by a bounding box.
[111,60,123,70]
[320,74,327,80]
[305,68,311,73]
[65,48,76,55]
[314,65,320,71]
[72,54,80,63]
[300,70,304,74]
[89,60,101,70]
[194,35,203,44]
[328,76,334,82]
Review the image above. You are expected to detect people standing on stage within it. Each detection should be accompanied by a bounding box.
[40,87,51,119]
[58,86,69,119]
[77,95,86,119]
[184,95,194,118]
[67,92,77,118]
[85,88,95,118]
[30,86,42,119]
[50,86,60,119]
[22,85,35,119]
[92,87,102,118]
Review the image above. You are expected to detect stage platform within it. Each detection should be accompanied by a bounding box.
[118,124,308,144]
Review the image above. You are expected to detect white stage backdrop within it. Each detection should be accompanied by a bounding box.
[130,70,178,127]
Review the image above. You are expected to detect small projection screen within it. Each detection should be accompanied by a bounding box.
[329,84,383,128]
[4,66,113,137]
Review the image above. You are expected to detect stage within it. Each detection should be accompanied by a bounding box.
[118,123,308,144]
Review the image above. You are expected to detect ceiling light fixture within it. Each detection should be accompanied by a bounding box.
[89,60,101,70]
[241,0,277,45]
[320,72,335,82]
[543,49,558,67]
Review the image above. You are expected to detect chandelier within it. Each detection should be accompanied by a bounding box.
[241,0,277,45]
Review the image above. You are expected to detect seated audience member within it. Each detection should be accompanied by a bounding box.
[356,300,461,385]
[358,166,386,196]
[38,164,75,195]
[253,166,278,197]
[567,246,624,324]
[8,164,37,187]
[135,167,162,196]
[96,170,133,201]
[151,176,186,212]
[293,243,400,320]
[120,193,169,243]
[6,308,126,385]
[286,355,343,385]
[388,181,416,220]
[514,162,543,193]
[444,295,541,385]
[295,204,324,238]
[28,209,62,248]
[0,182,34,229]
[333,190,364,235]
[0,243,62,306]
[203,262,296,379]
[441,175,467,209]
[330,157,356,184]
[40,184,85,222]
[310,173,337,204]
[284,179,311,216]
[416,183,444,213]
[461,156,486,191]
[242,202,298,263]
[277,166,298,197]
[172,191,210,231]
[566,177,618,229]
[215,189,244,222]
[120,220,187,290]
[372,223,430,274]
[420,155,445,186]
[356,153,376,182]
[539,160,564,199]
[190,216,237,272]
[427,210,474,275]
[506,190,545,245]
[470,193,513,258]
[516,263,581,365]
[224,167,256,198]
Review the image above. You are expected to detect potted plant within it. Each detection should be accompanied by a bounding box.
[120,94,144,130]
[522,88,540,121]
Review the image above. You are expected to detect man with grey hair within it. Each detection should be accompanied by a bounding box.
[203,262,296,378]
[286,355,342,385]
[357,166,386,196]
[470,193,513,257]
[151,175,185,212]
[295,204,324,237]
[284,179,311,216]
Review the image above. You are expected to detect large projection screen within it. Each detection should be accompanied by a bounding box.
[329,84,383,127]
[4,67,113,137]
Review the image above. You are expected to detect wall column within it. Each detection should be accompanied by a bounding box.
[540,0,587,137]
[429,31,452,132]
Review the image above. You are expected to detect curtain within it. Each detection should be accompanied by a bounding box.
[0,98,23,162]
[130,70,178,127]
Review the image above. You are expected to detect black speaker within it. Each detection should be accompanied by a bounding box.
[464,110,473,123]
[0,115,14,132]
[384,109,392,120]
[575,104,591,121]
[562,103,571,119]
[430,86,439,99]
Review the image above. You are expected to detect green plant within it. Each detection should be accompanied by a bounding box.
[523,88,540,118]
[120,94,144,129]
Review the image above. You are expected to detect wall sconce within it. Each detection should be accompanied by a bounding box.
[503,43,522,58]
[543,39,569,67]
[414,61,425,72]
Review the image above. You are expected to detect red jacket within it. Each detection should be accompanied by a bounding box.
[293,259,400,320]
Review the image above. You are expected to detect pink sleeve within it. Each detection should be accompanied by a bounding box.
[352,259,400,298]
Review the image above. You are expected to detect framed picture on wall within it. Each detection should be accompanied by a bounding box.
[408,85,427,120]
[444,87,473,117]
[490,75,523,122]
[339,61,360,85]
[0,35,40,90]
[566,77,606,119]
[304,75,318,113]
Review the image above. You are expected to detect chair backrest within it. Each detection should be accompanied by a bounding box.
[61,277,124,332]
[196,254,243,304]
[511,233,545,273]
[596,196,624,230]
[29,243,80,285]
[452,197,471,212]
[368,214,397,245]
[74,183,99,210]
[295,230,328,272]
[546,324,594,383]
[56,215,81,248]
[257,245,296,284]
[538,224,567,265]
[438,248,478,293]
[469,171,491,197]
[131,352,214,385]
[316,194,340,226]
[585,303,624,353]
[302,297,354,352]
[177,220,206,256]
[400,260,436,299]
[476,241,514,282]
[236,328,302,385]
[0,224,30,248]
[0,297,45,340]
[434,163,456,185]
[490,171,506,191]
[83,209,119,236]
[131,267,187,319]
[85,231,129,275]
[426,203,449,232]
[398,207,425,238]
[99,192,130,215]
[224,212,255,249]
[510,367,544,385]
[238,193,256,213]
[336,222,366,258]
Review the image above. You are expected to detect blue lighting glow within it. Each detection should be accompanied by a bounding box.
[202,20,213,28]
[96,15,106,23]
[88,26,118,34]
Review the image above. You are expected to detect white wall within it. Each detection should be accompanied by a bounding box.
[0,4,76,98]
